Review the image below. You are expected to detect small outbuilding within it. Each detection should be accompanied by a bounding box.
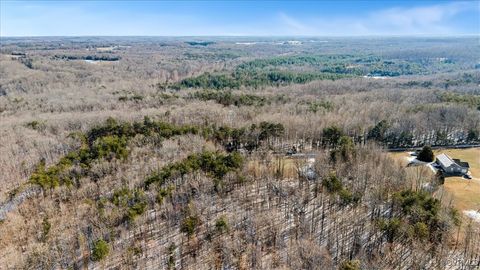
[435,153,469,175]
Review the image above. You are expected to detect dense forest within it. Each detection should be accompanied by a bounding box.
[0,37,479,269]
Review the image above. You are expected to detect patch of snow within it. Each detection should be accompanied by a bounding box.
[426,163,438,173]
[405,156,417,163]
[307,158,315,166]
[421,182,435,192]
[363,75,389,80]
[274,41,302,45]
[286,40,302,45]
[300,157,316,180]
[464,210,480,223]
[404,155,438,173]
[405,156,427,165]
[300,166,316,180]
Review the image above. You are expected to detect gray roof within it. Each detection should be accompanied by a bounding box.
[454,159,470,168]
[437,153,470,168]
[436,153,454,167]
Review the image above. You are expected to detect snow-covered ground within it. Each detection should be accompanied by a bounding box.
[299,157,316,180]
[426,163,438,173]
[464,210,480,223]
[404,154,438,173]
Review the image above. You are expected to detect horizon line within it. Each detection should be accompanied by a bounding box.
[2,34,479,38]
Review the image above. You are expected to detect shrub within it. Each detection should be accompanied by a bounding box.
[41,217,51,242]
[92,135,129,160]
[191,90,268,107]
[258,122,285,140]
[145,151,244,189]
[305,100,334,113]
[449,207,462,227]
[127,245,142,256]
[181,215,200,236]
[111,187,131,207]
[338,136,355,160]
[91,239,109,261]
[322,126,344,148]
[391,190,444,242]
[378,218,401,243]
[131,94,143,101]
[367,120,389,141]
[87,118,134,145]
[339,260,361,270]
[30,159,73,191]
[412,222,429,239]
[215,216,229,233]
[417,145,434,162]
[394,190,440,220]
[127,199,147,222]
[167,243,176,269]
[435,170,445,185]
[30,161,59,190]
[339,188,361,206]
[157,185,175,204]
[322,172,343,193]
[25,120,46,131]
[467,129,479,142]
[111,188,148,222]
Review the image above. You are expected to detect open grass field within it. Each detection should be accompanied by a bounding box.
[434,148,480,215]
[434,148,480,180]
[390,148,480,215]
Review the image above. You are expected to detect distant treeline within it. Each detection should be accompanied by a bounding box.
[185,41,215,46]
[189,90,269,107]
[11,51,26,56]
[363,120,480,148]
[437,91,480,109]
[235,54,427,76]
[178,71,346,90]
[183,52,241,61]
[296,122,480,150]
[54,54,121,61]
[173,54,442,90]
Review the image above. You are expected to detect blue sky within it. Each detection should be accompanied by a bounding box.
[1,1,479,36]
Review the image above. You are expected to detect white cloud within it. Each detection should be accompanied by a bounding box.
[276,1,478,36]
[366,1,474,34]
[376,4,459,27]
